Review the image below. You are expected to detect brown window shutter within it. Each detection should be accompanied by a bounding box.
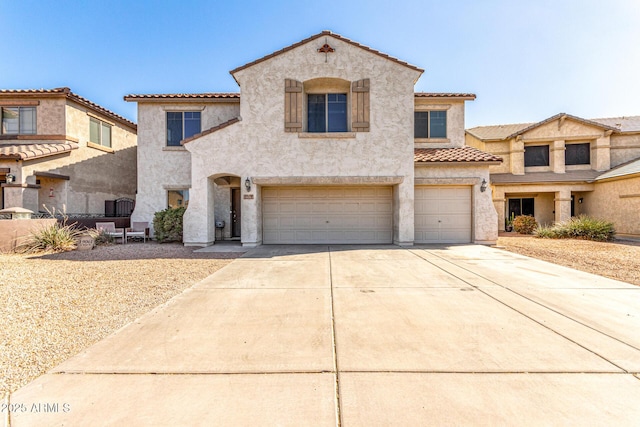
[284,79,303,132]
[351,78,370,132]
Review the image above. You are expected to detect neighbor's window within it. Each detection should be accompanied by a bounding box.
[308,93,347,133]
[168,189,189,209]
[166,112,201,146]
[524,145,550,167]
[414,111,447,139]
[508,198,535,218]
[89,117,112,148]
[1,107,36,135]
[565,143,590,165]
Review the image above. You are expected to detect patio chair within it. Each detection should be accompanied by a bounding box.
[96,222,125,244]
[126,221,149,243]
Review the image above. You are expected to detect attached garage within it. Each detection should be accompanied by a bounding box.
[415,186,472,243]
[262,186,393,244]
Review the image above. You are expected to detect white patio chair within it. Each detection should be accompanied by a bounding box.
[96,222,125,244]
[126,221,149,243]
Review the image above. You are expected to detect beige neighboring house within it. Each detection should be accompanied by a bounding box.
[466,114,640,236]
[0,87,137,215]
[126,31,501,247]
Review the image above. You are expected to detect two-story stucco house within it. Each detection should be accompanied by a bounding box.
[126,31,501,247]
[0,87,137,214]
[466,114,640,235]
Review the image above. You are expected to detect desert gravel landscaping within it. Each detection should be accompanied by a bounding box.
[498,234,640,286]
[0,242,240,396]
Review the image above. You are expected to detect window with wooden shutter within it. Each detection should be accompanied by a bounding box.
[284,79,303,132]
[351,78,370,132]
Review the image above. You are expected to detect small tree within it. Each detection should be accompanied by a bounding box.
[153,207,186,243]
[513,215,538,234]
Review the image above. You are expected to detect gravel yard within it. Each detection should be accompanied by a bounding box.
[498,234,640,286]
[0,242,241,396]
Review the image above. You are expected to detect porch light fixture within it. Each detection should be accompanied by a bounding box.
[578,198,584,204]
[480,179,488,193]
[5,173,14,183]
[245,177,251,192]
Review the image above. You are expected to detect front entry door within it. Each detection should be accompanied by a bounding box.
[231,188,241,238]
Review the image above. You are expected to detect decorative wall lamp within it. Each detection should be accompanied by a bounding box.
[5,173,15,183]
[480,179,488,193]
[244,177,252,192]
[578,198,584,204]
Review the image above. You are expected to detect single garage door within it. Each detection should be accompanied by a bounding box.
[263,186,393,244]
[415,186,471,243]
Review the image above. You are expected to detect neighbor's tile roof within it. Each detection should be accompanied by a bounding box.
[181,117,241,144]
[590,116,640,133]
[415,92,476,100]
[124,93,240,101]
[466,123,533,141]
[491,170,601,184]
[230,30,424,76]
[0,143,78,160]
[414,147,502,163]
[0,88,136,130]
[596,158,640,181]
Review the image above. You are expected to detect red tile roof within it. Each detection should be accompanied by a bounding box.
[415,147,502,163]
[415,93,476,100]
[181,117,241,145]
[124,93,240,101]
[0,88,136,130]
[230,30,424,76]
[0,143,78,160]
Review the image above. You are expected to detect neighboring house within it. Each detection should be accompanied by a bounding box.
[126,31,501,247]
[0,88,137,214]
[466,114,640,235]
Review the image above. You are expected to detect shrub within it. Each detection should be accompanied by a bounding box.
[512,215,537,234]
[153,207,186,243]
[90,228,115,246]
[534,215,615,241]
[18,221,84,253]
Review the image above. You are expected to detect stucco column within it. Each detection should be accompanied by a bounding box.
[593,132,612,171]
[394,179,414,246]
[183,176,215,246]
[552,140,565,174]
[554,189,572,224]
[510,137,524,175]
[241,182,260,247]
[492,186,506,231]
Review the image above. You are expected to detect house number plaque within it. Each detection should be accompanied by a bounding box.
[243,194,254,200]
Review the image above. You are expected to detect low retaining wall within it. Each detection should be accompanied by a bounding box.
[60,217,131,230]
[0,219,57,253]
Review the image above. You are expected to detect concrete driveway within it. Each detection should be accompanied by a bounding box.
[7,245,640,426]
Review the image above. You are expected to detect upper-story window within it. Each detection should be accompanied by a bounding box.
[89,117,112,148]
[565,143,590,165]
[308,93,348,132]
[1,107,36,135]
[414,111,447,139]
[166,112,201,146]
[524,145,549,167]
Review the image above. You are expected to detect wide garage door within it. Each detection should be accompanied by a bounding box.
[415,186,471,243]
[262,186,393,244]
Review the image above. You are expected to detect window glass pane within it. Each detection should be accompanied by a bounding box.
[414,112,429,138]
[522,198,535,216]
[2,107,19,134]
[89,118,100,144]
[166,112,183,146]
[19,107,36,134]
[327,93,347,132]
[184,112,201,139]
[307,94,326,133]
[508,199,522,218]
[524,145,549,167]
[168,189,189,209]
[101,123,112,148]
[565,143,590,165]
[429,111,447,138]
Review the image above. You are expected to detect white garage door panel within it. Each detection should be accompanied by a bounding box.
[415,186,472,243]
[263,186,393,244]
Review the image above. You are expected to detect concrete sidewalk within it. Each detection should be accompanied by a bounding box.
[7,245,640,425]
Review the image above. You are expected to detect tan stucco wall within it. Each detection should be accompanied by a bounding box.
[183,36,421,246]
[610,133,640,167]
[584,175,640,235]
[414,164,497,244]
[130,101,240,230]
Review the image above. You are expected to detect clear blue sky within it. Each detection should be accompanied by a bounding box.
[2,0,639,128]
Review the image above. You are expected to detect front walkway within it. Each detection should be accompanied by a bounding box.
[7,245,640,425]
